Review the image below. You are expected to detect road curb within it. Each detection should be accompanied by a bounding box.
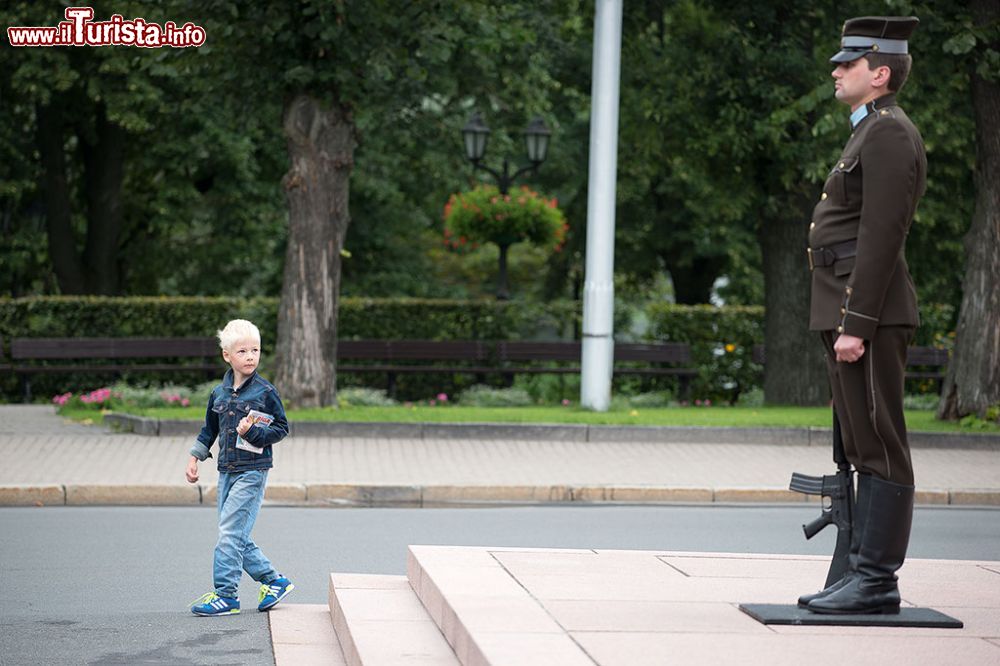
[3,483,999,507]
[102,414,1000,450]
[64,484,201,505]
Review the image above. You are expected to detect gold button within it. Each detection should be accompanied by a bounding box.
[837,325,844,333]
[810,222,816,230]
[880,109,889,116]
[821,192,828,200]
[872,44,880,52]
[840,307,846,315]
[845,287,853,295]
[839,162,845,168]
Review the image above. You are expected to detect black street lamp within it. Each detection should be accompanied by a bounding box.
[461,113,551,195]
[459,113,553,300]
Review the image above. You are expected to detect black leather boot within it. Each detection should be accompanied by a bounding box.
[808,476,914,614]
[796,473,869,608]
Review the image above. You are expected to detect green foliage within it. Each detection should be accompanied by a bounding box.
[646,303,764,403]
[1,0,978,317]
[959,404,1000,430]
[443,185,567,252]
[457,385,534,407]
[513,373,581,405]
[337,387,398,407]
[624,391,675,408]
[904,393,940,410]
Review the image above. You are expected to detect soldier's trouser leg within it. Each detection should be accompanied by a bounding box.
[820,326,914,485]
[811,327,915,614]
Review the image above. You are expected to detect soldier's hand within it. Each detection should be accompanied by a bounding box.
[834,334,865,363]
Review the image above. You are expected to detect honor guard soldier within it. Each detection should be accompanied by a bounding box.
[801,16,927,614]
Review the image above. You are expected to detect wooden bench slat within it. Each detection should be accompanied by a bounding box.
[339,340,490,361]
[906,347,949,364]
[12,337,220,359]
[11,363,221,374]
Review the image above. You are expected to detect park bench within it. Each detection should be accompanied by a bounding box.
[8,336,223,402]
[338,339,697,398]
[5,336,696,402]
[751,344,949,393]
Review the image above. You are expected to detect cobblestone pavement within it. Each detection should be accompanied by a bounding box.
[2,405,998,502]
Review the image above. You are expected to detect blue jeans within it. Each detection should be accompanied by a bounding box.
[213,470,278,598]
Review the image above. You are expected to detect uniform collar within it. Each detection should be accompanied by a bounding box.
[850,93,897,128]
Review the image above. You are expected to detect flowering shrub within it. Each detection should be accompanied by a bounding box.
[52,382,212,412]
[443,185,568,253]
[53,388,119,410]
[80,387,114,405]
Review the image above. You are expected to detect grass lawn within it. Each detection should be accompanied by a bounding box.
[57,404,998,433]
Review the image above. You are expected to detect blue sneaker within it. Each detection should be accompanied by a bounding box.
[190,592,240,616]
[257,577,294,611]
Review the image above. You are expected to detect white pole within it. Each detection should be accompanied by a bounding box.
[580,0,622,411]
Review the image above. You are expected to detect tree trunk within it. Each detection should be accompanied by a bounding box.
[496,242,511,300]
[274,94,354,408]
[81,102,126,294]
[937,0,1000,420]
[760,188,828,405]
[36,103,85,294]
[666,253,724,305]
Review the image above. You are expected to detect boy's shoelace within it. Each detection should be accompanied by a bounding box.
[258,584,278,602]
[191,592,221,606]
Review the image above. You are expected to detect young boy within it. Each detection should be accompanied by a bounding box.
[186,319,293,616]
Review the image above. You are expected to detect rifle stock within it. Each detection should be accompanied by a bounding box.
[789,409,855,588]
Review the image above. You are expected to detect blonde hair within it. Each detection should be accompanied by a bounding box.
[217,319,261,351]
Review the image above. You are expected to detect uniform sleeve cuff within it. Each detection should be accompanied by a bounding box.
[190,441,212,461]
[841,314,878,340]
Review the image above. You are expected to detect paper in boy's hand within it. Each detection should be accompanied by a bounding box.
[235,410,273,454]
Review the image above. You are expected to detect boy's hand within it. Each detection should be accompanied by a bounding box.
[236,415,254,436]
[185,457,199,484]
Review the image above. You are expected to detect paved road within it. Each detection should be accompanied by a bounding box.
[3,504,999,665]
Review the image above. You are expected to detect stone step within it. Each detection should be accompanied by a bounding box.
[407,545,598,666]
[270,603,347,666]
[329,573,460,666]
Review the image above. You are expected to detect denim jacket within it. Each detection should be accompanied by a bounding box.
[189,369,289,473]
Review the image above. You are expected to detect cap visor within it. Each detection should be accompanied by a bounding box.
[830,49,866,63]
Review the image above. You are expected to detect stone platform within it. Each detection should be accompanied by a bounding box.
[270,546,1000,665]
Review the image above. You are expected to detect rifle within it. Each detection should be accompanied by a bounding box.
[789,409,854,588]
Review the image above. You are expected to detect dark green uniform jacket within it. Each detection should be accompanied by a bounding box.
[808,94,927,338]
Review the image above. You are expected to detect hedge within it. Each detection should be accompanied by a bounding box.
[0,297,955,403]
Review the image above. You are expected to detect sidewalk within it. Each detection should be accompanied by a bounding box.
[1,405,999,506]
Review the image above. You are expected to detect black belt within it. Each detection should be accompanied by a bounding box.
[808,239,857,270]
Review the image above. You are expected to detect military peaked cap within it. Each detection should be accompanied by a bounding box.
[831,16,919,63]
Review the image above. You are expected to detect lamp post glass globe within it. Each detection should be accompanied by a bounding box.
[523,116,551,164]
[462,113,490,163]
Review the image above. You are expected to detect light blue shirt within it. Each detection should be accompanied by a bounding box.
[850,105,869,128]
